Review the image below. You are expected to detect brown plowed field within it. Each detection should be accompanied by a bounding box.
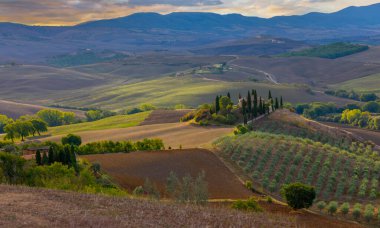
[41,122,233,149]
[139,109,192,125]
[82,149,252,199]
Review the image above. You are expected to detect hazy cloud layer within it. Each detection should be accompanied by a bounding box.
[0,0,379,25]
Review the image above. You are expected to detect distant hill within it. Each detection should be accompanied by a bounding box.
[1,3,380,63]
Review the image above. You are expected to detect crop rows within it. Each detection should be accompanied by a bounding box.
[215,131,380,202]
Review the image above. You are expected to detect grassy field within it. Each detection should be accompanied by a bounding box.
[42,122,233,149]
[333,73,380,95]
[55,75,352,111]
[48,112,150,136]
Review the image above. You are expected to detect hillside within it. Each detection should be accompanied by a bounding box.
[214,110,380,204]
[1,4,380,63]
[280,43,369,59]
[333,73,380,96]
[0,185,295,227]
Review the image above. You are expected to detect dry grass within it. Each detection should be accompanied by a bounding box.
[40,122,233,149]
[139,109,192,125]
[82,149,253,199]
[0,184,296,228]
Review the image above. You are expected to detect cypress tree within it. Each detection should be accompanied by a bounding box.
[215,96,220,114]
[58,149,65,164]
[275,97,279,110]
[280,96,283,108]
[258,98,263,115]
[64,146,70,165]
[48,146,54,164]
[238,93,242,99]
[70,145,77,168]
[42,152,48,165]
[253,91,258,118]
[36,150,42,166]
[242,99,247,115]
[227,92,231,99]
[268,90,272,100]
[243,113,248,125]
[247,91,252,118]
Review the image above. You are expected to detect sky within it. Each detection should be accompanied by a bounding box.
[0,0,379,26]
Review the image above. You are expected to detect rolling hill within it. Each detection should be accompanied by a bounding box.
[1,3,380,64]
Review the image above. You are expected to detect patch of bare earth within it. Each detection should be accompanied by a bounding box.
[82,149,252,199]
[0,185,295,227]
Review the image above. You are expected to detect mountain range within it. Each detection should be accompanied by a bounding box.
[1,3,380,64]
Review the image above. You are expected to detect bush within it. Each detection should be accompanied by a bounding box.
[61,134,82,146]
[327,201,338,215]
[317,201,326,211]
[340,202,350,216]
[352,203,362,220]
[234,125,249,135]
[281,183,316,210]
[364,204,374,222]
[245,180,253,190]
[231,198,263,212]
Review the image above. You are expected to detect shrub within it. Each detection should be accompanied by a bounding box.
[317,201,326,211]
[364,204,374,222]
[231,198,263,212]
[133,186,144,196]
[245,180,253,190]
[352,203,362,220]
[340,202,350,216]
[234,125,249,135]
[281,183,316,210]
[327,201,338,215]
[61,134,82,146]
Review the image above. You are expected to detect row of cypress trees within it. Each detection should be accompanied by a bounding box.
[35,145,77,168]
[215,90,284,125]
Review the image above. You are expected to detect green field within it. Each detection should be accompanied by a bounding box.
[55,76,344,111]
[333,73,380,95]
[48,112,150,136]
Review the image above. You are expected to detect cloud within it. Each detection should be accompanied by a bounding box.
[0,0,379,25]
[128,0,223,6]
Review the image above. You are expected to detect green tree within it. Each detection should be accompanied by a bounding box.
[61,134,82,147]
[280,96,283,108]
[280,183,316,210]
[8,120,34,141]
[268,90,272,100]
[30,119,48,136]
[0,114,13,134]
[85,110,103,121]
[42,151,49,165]
[215,96,220,114]
[4,124,17,142]
[227,92,231,99]
[37,109,64,127]
[247,91,252,118]
[62,112,76,124]
[48,146,54,164]
[36,150,42,166]
[317,201,326,211]
[340,202,350,216]
[327,201,338,215]
[275,97,279,110]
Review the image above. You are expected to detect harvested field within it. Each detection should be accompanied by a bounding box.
[82,149,252,199]
[140,109,192,125]
[0,185,296,227]
[0,99,85,119]
[41,123,233,149]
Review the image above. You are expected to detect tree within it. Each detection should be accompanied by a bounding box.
[61,134,82,147]
[227,92,231,99]
[317,201,326,211]
[247,91,252,118]
[30,119,48,136]
[280,183,316,210]
[0,114,13,134]
[258,98,263,115]
[48,146,54,164]
[4,124,17,142]
[37,109,64,127]
[360,93,378,102]
[275,97,279,110]
[215,96,220,114]
[36,150,42,166]
[42,151,49,165]
[327,201,338,215]
[340,202,350,216]
[280,96,283,108]
[268,90,272,100]
[362,101,380,113]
